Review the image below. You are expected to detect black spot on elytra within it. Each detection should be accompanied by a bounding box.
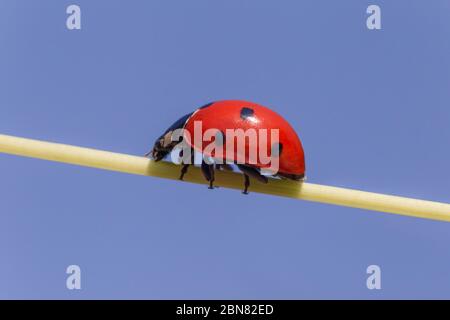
[199,102,214,109]
[272,142,283,157]
[240,107,254,120]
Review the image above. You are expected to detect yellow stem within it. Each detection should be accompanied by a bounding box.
[0,134,449,222]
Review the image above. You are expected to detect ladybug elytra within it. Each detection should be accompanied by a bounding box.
[146,100,305,194]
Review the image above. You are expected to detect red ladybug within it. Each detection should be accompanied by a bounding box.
[147,100,305,194]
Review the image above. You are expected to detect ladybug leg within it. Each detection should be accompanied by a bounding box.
[237,165,269,194]
[209,165,215,189]
[237,165,269,183]
[179,148,194,180]
[242,174,250,194]
[201,160,215,189]
[179,164,189,180]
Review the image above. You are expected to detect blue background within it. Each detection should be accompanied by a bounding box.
[0,0,449,299]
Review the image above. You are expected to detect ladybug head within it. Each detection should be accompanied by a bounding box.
[145,112,194,161]
[147,131,174,161]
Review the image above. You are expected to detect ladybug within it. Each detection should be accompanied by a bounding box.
[146,100,305,194]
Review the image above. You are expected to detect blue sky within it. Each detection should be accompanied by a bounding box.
[0,0,449,299]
